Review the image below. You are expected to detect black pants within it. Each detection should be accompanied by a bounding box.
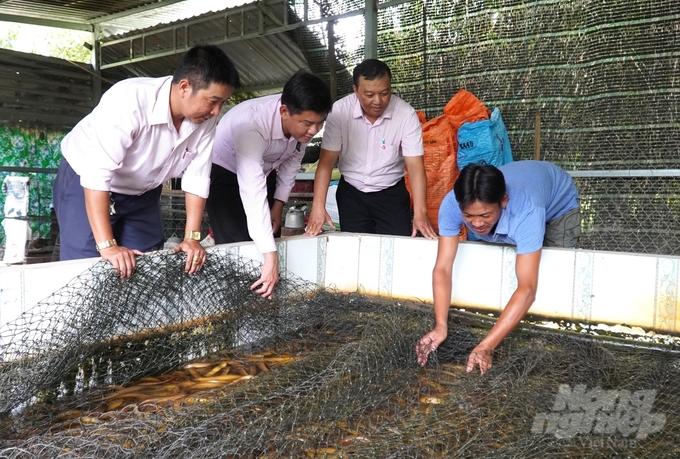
[336,176,411,236]
[206,164,279,245]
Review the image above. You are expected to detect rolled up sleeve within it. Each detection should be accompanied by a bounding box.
[235,129,277,254]
[399,110,424,157]
[273,146,305,203]
[320,109,343,152]
[63,86,138,191]
[181,119,217,199]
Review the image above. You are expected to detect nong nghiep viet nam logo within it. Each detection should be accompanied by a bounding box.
[532,384,665,440]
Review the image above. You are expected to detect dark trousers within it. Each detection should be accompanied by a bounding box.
[206,164,279,245]
[336,176,411,236]
[53,158,164,261]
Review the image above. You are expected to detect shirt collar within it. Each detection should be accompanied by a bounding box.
[351,93,396,124]
[272,97,286,140]
[492,209,510,236]
[150,76,174,128]
[382,96,395,120]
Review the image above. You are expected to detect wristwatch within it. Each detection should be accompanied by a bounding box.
[96,239,117,252]
[184,230,201,241]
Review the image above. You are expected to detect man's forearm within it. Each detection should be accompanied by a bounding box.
[432,267,453,328]
[478,286,536,350]
[404,157,428,214]
[83,188,115,244]
[409,173,428,215]
[184,193,206,234]
[311,168,332,209]
[311,150,339,210]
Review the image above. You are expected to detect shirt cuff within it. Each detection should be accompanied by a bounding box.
[320,139,341,152]
[79,175,111,192]
[181,174,210,199]
[273,188,292,203]
[255,237,277,254]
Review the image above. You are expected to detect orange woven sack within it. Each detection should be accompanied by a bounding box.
[444,89,491,130]
[406,113,459,235]
[406,90,488,236]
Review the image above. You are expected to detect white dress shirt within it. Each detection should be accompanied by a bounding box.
[320,93,423,192]
[212,94,308,254]
[61,76,216,199]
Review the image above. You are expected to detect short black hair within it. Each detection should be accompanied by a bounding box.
[280,69,333,116]
[454,163,506,210]
[352,59,392,87]
[172,44,240,92]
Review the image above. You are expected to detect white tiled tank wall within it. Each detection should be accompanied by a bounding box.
[1,234,679,335]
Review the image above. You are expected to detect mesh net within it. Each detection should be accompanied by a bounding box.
[1,252,680,458]
[576,176,680,255]
[291,0,680,256]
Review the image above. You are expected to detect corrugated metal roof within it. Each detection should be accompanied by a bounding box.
[0,0,354,98]
[96,0,318,92]
[0,0,160,25]
[100,33,309,93]
[97,0,252,38]
[0,0,252,36]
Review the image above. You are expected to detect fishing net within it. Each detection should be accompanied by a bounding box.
[1,251,680,458]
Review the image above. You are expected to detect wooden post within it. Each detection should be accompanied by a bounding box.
[327,20,337,102]
[534,112,541,160]
[364,0,377,59]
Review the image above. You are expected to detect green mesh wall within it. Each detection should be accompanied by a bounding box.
[295,0,680,255]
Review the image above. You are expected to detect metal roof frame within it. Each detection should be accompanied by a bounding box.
[0,0,385,101]
[98,0,364,71]
[0,0,188,32]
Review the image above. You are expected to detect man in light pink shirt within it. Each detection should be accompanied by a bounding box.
[207,70,332,298]
[54,45,240,279]
[305,59,437,240]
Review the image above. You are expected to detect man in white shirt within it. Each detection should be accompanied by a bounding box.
[53,44,240,279]
[207,70,332,298]
[304,59,437,240]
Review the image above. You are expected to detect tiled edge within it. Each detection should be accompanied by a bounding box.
[5,237,680,335]
[277,239,287,277]
[324,234,361,292]
[0,270,24,332]
[378,236,395,297]
[317,236,327,288]
[355,236,361,293]
[572,251,595,322]
[276,237,319,284]
[654,257,679,332]
[500,246,518,309]
[356,235,378,295]
[212,238,322,286]
[235,244,263,265]
[451,242,503,311]
[390,237,437,303]
[1,259,97,350]
[531,249,576,319]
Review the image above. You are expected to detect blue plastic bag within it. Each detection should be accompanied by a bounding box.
[456,107,513,169]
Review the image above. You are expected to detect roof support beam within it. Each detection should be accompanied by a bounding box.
[256,1,285,28]
[92,26,102,104]
[100,3,364,70]
[0,13,92,31]
[364,0,377,59]
[93,0,186,23]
